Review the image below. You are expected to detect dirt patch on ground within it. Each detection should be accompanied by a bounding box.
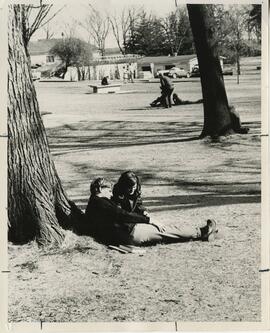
[8,71,261,322]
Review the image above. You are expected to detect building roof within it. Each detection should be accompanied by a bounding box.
[105,47,122,55]
[137,54,197,65]
[28,39,62,55]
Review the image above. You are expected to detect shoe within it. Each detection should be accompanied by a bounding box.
[238,127,249,134]
[201,219,218,241]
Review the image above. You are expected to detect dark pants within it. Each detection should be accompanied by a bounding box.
[150,95,167,107]
[162,88,174,108]
[166,88,174,107]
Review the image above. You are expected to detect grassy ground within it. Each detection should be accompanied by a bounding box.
[8,62,261,322]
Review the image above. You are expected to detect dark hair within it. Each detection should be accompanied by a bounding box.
[90,177,111,196]
[113,171,141,197]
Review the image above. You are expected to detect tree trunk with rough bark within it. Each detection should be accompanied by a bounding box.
[187,4,235,138]
[8,5,79,246]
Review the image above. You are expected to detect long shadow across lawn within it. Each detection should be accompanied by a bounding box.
[50,119,260,211]
[73,192,260,213]
[144,193,260,212]
[47,120,261,155]
[66,164,260,212]
[47,120,202,155]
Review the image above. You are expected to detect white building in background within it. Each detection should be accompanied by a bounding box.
[28,39,63,66]
[137,54,226,78]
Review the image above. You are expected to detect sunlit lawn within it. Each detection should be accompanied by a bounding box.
[8,64,262,323]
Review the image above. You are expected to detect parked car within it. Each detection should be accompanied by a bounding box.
[187,65,233,78]
[156,69,170,77]
[222,67,233,75]
[156,67,188,78]
[31,65,41,81]
[31,69,41,81]
[167,67,188,78]
[187,65,200,78]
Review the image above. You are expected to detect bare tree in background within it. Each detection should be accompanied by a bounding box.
[210,5,253,84]
[223,6,249,83]
[80,3,109,56]
[42,21,55,40]
[206,5,260,85]
[109,6,142,55]
[61,20,78,39]
[161,6,191,56]
[22,0,65,46]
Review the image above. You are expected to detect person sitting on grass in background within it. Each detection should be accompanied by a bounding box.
[85,177,218,246]
[112,171,149,217]
[101,76,109,85]
[172,93,203,105]
[229,105,249,134]
[150,93,166,108]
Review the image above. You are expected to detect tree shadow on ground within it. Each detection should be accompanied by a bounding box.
[49,119,261,212]
[73,192,260,213]
[121,106,158,111]
[47,120,202,155]
[144,193,260,212]
[47,120,261,156]
[67,165,260,212]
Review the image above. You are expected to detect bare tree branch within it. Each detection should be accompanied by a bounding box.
[80,3,110,56]
[161,6,190,55]
[22,1,65,45]
[38,5,66,30]
[109,7,134,55]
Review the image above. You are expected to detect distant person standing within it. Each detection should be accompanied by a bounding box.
[128,64,134,83]
[159,73,174,108]
[101,76,109,85]
[123,67,129,84]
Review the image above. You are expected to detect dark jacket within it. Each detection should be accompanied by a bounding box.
[111,182,146,215]
[160,76,174,91]
[101,77,109,85]
[85,195,150,242]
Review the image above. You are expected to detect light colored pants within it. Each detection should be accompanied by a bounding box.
[129,223,201,246]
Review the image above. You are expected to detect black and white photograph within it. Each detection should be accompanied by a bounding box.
[0,0,269,331]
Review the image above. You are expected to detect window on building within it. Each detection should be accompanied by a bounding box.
[142,66,151,72]
[46,55,55,63]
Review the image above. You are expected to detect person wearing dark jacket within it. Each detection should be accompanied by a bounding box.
[112,171,147,216]
[85,177,218,246]
[159,73,174,108]
[85,177,149,244]
[101,76,109,85]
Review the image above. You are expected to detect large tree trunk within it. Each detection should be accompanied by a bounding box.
[8,5,77,246]
[187,5,234,138]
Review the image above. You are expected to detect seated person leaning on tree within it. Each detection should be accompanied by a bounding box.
[85,177,149,244]
[111,171,149,217]
[85,177,218,246]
